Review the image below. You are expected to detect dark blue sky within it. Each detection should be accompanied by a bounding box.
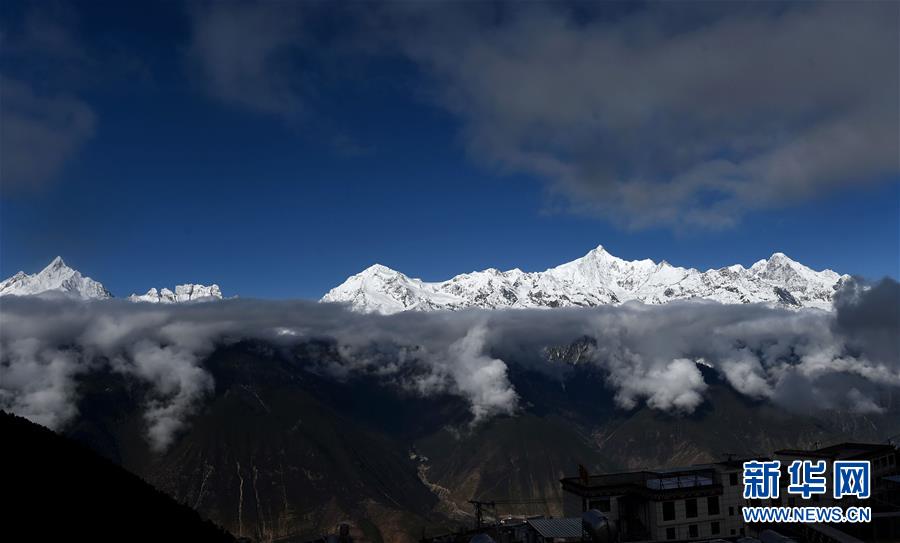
[1,1,898,299]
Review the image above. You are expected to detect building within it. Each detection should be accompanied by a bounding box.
[772,443,900,542]
[423,442,899,543]
[560,443,900,543]
[772,442,897,508]
[560,459,750,541]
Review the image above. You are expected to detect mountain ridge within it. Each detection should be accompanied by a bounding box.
[128,284,223,303]
[322,245,849,314]
[0,256,222,302]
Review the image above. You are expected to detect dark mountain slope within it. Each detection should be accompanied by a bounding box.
[65,342,450,543]
[587,368,900,471]
[415,412,611,518]
[46,340,900,542]
[413,364,900,519]
[0,410,235,542]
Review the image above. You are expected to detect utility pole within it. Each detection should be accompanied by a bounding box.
[468,500,496,529]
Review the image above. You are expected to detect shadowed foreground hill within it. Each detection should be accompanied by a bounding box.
[0,410,236,542]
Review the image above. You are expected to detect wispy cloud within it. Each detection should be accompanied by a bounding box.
[385,2,898,229]
[0,7,96,192]
[0,76,95,191]
[186,1,308,117]
[181,2,899,229]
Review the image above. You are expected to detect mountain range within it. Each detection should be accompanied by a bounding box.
[0,248,849,312]
[0,256,222,302]
[322,245,849,313]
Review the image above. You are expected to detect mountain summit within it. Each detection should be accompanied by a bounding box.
[321,245,849,314]
[0,256,111,299]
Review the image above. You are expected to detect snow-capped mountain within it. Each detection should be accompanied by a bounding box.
[0,257,223,303]
[129,284,223,303]
[321,245,849,314]
[0,257,111,299]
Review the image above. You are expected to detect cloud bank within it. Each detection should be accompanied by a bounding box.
[1,279,897,450]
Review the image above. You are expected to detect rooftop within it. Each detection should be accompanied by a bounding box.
[526,518,583,540]
[774,442,896,460]
[561,466,720,498]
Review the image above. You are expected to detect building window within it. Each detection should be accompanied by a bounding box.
[711,521,720,535]
[729,472,738,486]
[707,496,720,515]
[689,524,698,538]
[589,498,610,512]
[728,506,734,516]
[663,501,675,521]
[686,498,698,518]
[666,527,676,540]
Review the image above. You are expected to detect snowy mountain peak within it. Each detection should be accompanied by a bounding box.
[360,263,405,277]
[320,263,448,314]
[45,256,67,270]
[582,244,617,261]
[0,257,111,299]
[322,245,849,314]
[128,284,223,304]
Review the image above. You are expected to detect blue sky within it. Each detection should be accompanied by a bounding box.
[1,1,898,299]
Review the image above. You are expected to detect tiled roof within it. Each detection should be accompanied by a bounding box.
[526,518,582,539]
